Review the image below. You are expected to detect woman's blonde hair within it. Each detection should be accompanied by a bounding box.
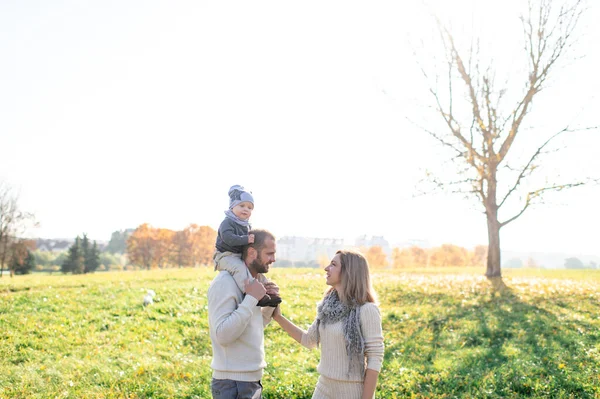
[328,249,378,305]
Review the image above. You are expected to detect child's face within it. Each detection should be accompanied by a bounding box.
[232,201,254,220]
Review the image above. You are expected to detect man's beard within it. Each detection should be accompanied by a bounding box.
[250,257,269,274]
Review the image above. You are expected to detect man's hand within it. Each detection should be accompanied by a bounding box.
[248,234,255,244]
[244,279,266,301]
[263,281,279,296]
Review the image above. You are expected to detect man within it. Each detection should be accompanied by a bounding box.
[208,229,279,399]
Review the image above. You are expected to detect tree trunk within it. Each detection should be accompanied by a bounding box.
[0,245,5,278]
[485,165,502,278]
[486,215,502,277]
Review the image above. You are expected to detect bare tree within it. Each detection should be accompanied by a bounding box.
[417,0,596,277]
[0,182,36,278]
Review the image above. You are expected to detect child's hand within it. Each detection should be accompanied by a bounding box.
[248,234,255,244]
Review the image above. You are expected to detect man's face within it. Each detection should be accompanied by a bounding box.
[249,237,276,274]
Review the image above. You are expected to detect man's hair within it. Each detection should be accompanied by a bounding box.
[242,229,276,260]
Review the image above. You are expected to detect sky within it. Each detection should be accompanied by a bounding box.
[1,0,599,257]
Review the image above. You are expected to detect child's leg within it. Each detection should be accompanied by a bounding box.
[214,252,250,293]
[256,274,269,285]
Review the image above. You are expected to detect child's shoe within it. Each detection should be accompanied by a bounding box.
[257,293,282,307]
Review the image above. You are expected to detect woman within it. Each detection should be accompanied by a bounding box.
[273,250,384,399]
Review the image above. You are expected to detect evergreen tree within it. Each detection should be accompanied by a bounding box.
[62,237,84,274]
[81,234,90,259]
[24,250,35,274]
[81,234,90,273]
[84,241,100,273]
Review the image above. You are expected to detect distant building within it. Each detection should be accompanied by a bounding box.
[400,238,431,248]
[35,238,72,252]
[277,236,310,262]
[277,235,403,264]
[35,238,108,252]
[277,236,349,263]
[355,235,392,257]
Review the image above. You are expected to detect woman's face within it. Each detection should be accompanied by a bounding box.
[325,254,342,288]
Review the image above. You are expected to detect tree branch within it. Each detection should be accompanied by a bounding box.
[499,124,598,208]
[500,180,589,227]
[499,0,584,163]
[437,21,487,162]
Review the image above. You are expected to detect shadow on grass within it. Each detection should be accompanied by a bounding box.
[380,277,598,398]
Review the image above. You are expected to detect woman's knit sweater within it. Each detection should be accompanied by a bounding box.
[300,302,384,382]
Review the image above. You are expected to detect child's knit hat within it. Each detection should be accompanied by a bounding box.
[228,185,254,209]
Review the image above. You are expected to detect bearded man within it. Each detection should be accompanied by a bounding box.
[207,229,280,399]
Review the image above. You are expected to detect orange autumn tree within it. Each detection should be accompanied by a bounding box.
[154,228,175,268]
[392,246,429,268]
[190,224,217,266]
[393,244,488,268]
[172,228,195,268]
[362,246,388,269]
[128,223,217,269]
[127,223,156,269]
[171,224,216,267]
[429,244,469,267]
[470,245,488,267]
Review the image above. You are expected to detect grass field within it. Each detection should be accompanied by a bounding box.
[1,267,600,398]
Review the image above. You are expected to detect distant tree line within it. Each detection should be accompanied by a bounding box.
[391,244,488,268]
[274,244,489,270]
[564,257,598,270]
[29,224,217,274]
[126,223,216,269]
[33,249,125,273]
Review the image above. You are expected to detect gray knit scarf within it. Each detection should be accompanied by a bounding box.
[224,209,251,228]
[316,290,365,377]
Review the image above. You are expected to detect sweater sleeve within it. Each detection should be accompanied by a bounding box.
[361,303,384,372]
[300,318,319,349]
[261,306,275,327]
[219,219,249,247]
[208,273,259,346]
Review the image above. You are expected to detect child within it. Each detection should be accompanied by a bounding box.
[214,185,281,307]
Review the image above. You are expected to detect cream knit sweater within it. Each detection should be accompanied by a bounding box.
[208,271,275,382]
[301,302,384,382]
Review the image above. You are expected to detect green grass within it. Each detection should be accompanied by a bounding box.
[1,267,600,398]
